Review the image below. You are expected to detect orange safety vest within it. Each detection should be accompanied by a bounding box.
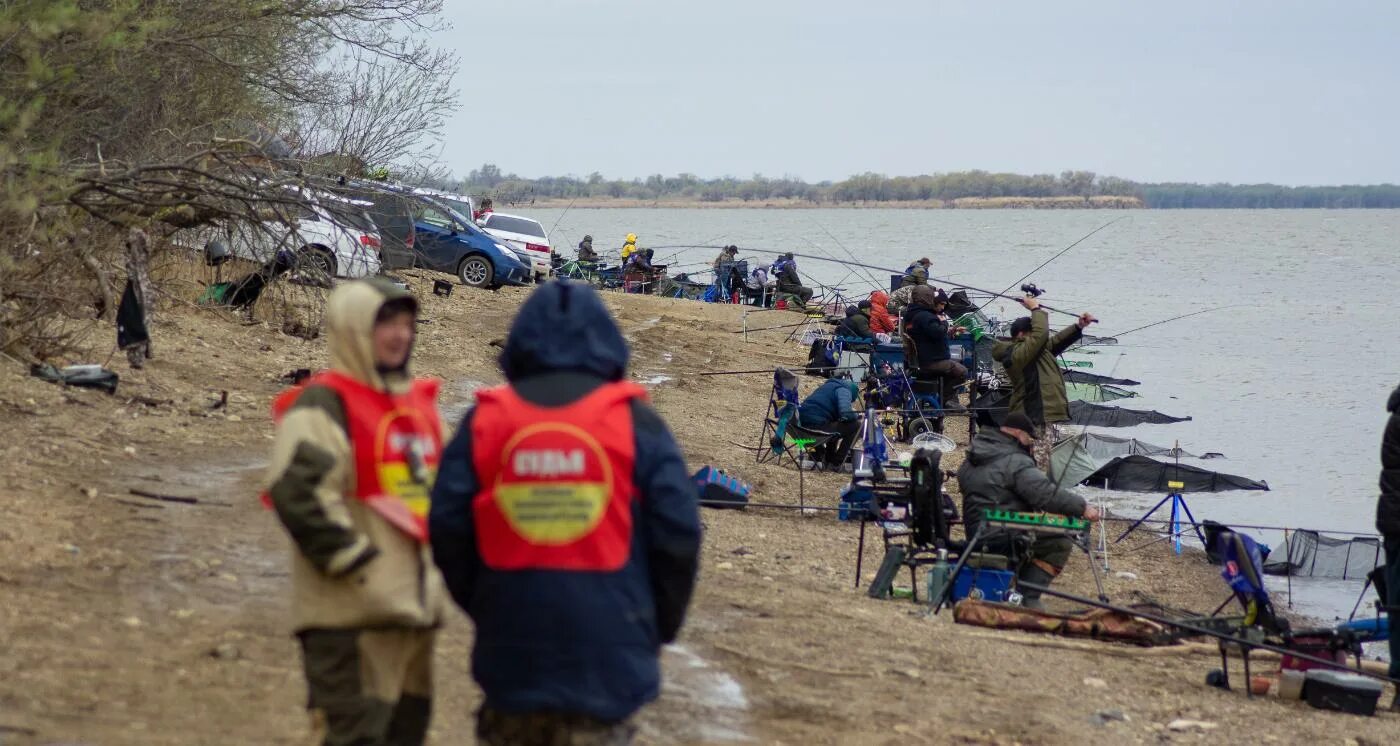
[265,370,442,543]
[470,381,645,571]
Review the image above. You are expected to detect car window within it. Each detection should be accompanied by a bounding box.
[440,197,473,217]
[484,215,546,238]
[416,205,455,230]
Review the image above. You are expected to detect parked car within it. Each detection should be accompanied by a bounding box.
[175,189,382,281]
[340,183,531,288]
[477,212,553,282]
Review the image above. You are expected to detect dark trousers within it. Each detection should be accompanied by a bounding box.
[812,418,861,469]
[913,360,967,407]
[779,285,813,305]
[477,707,636,746]
[298,627,435,746]
[1387,539,1400,679]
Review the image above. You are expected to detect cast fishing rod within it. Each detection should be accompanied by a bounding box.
[980,216,1130,312]
[1070,304,1245,350]
[547,197,578,235]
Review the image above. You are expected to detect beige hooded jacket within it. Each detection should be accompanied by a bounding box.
[265,278,445,631]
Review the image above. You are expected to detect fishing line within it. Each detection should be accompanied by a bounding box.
[982,216,1130,310]
[814,221,889,293]
[547,197,577,235]
[1070,304,1246,350]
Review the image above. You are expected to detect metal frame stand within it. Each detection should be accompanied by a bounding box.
[1114,490,1206,553]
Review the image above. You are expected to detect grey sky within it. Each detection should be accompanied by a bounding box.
[435,1,1396,185]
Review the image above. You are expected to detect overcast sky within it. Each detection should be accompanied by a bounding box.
[433,1,1396,185]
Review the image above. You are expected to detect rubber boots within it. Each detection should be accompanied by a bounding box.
[1018,563,1058,611]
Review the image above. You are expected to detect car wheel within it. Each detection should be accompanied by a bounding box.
[457,255,494,287]
[296,247,336,287]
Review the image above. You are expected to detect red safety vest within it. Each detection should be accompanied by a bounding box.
[264,370,442,543]
[470,381,645,571]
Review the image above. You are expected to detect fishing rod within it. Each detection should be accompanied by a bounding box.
[814,222,888,292]
[743,249,1083,319]
[547,197,577,235]
[1019,581,1400,688]
[1070,305,1245,350]
[981,216,1130,311]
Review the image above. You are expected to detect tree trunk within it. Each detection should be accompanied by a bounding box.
[123,228,154,368]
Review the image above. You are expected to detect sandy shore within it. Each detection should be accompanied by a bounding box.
[0,263,1393,744]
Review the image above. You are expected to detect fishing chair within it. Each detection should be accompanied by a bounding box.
[755,367,837,508]
[1190,530,1362,696]
[859,448,976,601]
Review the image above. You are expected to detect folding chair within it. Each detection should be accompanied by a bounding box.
[858,447,972,600]
[755,367,837,507]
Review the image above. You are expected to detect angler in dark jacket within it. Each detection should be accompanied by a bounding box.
[773,252,813,308]
[956,413,1099,608]
[1376,383,1400,685]
[798,377,861,470]
[836,305,872,340]
[428,281,701,743]
[577,235,598,263]
[902,286,967,409]
[990,295,1097,468]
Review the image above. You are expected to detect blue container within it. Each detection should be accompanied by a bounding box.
[838,483,874,521]
[950,568,1016,603]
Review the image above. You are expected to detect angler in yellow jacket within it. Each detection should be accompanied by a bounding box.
[620,233,638,260]
[265,277,445,746]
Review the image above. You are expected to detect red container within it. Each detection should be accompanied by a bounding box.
[775,299,787,310]
[1280,635,1350,673]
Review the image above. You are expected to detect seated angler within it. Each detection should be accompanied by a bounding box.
[772,252,814,308]
[956,413,1100,609]
[835,304,873,341]
[797,377,862,471]
[901,286,967,410]
[576,235,598,263]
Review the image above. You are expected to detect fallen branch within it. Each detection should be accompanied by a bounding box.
[113,498,164,510]
[128,488,232,507]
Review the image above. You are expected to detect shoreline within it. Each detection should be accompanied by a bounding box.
[489,195,1146,210]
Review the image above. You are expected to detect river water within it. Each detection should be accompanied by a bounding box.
[527,207,1399,619]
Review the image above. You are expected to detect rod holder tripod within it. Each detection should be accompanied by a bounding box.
[1114,480,1205,554]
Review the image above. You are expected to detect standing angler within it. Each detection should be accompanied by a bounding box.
[265,277,445,746]
[992,292,1096,469]
[429,281,702,745]
[1377,382,1400,709]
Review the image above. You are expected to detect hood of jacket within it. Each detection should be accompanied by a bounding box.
[966,429,1030,467]
[326,277,419,393]
[870,290,889,307]
[500,281,629,383]
[1390,384,1399,413]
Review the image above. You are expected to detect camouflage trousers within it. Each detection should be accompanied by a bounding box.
[1032,424,1059,472]
[298,626,435,746]
[476,707,637,746]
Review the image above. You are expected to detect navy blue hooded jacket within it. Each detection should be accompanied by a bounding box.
[428,281,701,722]
[799,377,859,428]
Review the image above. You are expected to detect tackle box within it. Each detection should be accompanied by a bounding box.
[1302,670,1383,717]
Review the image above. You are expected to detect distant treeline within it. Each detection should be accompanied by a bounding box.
[424,165,1400,209]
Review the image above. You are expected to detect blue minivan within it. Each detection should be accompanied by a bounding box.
[340,183,531,288]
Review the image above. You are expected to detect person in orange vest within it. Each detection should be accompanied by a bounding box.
[429,280,701,745]
[264,277,445,746]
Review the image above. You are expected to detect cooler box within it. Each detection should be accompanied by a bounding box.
[950,568,1016,603]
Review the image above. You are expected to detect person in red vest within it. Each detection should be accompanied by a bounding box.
[429,280,701,745]
[264,277,445,746]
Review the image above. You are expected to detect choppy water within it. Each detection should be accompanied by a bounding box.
[528,207,1399,618]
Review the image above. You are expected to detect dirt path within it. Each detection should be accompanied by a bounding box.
[2,272,1397,744]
